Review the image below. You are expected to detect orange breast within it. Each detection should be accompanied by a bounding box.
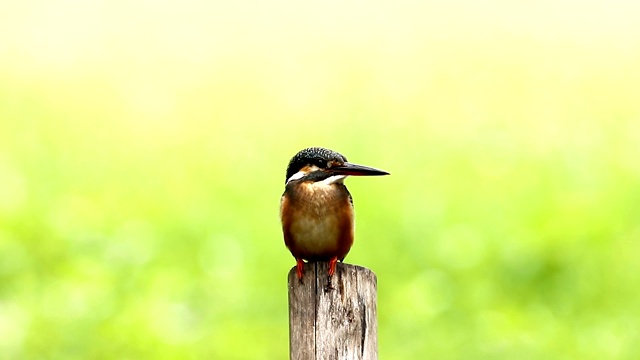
[280,182,354,261]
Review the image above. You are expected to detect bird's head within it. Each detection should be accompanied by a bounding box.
[285,147,389,185]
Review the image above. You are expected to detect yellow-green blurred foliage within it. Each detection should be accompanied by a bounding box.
[1,1,639,359]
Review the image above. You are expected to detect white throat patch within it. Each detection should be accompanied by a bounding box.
[321,175,346,185]
[286,164,347,186]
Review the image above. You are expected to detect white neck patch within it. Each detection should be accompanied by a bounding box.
[286,165,321,185]
[286,165,347,186]
[286,171,306,184]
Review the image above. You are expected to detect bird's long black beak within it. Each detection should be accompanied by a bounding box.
[330,162,390,176]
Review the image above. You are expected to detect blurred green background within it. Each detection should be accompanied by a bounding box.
[1,1,639,359]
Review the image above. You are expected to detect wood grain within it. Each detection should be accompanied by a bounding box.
[288,262,377,360]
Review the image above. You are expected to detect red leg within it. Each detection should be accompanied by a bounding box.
[328,257,338,277]
[296,259,305,279]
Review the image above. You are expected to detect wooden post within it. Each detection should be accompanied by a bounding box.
[288,262,377,360]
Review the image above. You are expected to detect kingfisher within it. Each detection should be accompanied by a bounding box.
[280,147,389,280]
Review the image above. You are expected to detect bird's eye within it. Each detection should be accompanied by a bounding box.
[316,159,326,168]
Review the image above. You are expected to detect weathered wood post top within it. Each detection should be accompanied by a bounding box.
[288,262,378,360]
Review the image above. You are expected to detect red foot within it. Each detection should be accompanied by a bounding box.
[328,257,338,277]
[296,259,305,279]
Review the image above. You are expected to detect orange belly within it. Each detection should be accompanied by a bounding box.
[280,182,354,261]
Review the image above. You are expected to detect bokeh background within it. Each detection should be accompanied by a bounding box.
[1,1,639,359]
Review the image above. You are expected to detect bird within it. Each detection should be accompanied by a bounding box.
[280,147,389,280]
